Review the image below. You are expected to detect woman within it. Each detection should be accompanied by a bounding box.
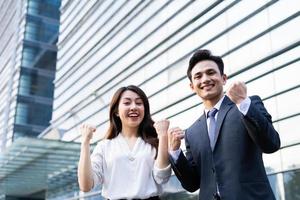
[78,85,171,200]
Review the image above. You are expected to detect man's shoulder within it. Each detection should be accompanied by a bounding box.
[249,95,261,101]
[186,115,204,133]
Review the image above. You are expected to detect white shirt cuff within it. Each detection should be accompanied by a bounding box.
[237,97,251,115]
[169,149,182,162]
[153,164,171,184]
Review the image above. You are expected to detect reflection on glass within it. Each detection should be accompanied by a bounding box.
[28,0,61,19]
[15,101,52,127]
[25,19,59,44]
[283,170,300,200]
[268,174,283,200]
[19,72,54,98]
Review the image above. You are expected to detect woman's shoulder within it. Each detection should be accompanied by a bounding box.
[95,136,122,148]
[91,138,115,155]
[95,138,113,146]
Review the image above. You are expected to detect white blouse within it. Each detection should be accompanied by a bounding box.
[91,134,171,200]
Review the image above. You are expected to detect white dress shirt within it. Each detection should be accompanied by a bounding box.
[91,134,171,200]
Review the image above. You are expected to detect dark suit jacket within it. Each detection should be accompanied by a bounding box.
[170,95,280,200]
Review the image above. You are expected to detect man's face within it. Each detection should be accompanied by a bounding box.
[190,60,227,104]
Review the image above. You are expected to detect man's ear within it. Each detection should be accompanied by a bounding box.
[222,74,227,85]
[189,81,194,91]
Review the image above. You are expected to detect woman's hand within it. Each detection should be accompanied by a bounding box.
[80,124,96,144]
[154,119,170,138]
[154,119,171,170]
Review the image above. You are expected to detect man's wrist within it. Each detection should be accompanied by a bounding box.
[169,148,181,161]
[237,96,251,115]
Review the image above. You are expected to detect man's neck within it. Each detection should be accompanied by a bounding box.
[203,94,224,110]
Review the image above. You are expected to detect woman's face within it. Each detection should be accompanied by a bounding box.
[117,90,145,129]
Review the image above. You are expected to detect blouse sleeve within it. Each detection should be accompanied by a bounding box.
[152,163,172,184]
[90,141,105,187]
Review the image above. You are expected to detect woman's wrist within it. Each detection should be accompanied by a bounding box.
[81,139,91,146]
[157,133,168,139]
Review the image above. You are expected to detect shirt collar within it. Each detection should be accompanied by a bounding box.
[204,95,225,117]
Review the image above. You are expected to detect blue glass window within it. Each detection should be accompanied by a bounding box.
[22,45,57,70]
[25,18,59,44]
[27,0,61,19]
[19,69,54,98]
[15,101,52,126]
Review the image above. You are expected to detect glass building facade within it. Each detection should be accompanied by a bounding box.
[0,0,61,199]
[0,0,60,150]
[14,0,60,140]
[41,0,299,199]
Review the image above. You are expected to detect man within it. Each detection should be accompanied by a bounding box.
[169,49,280,200]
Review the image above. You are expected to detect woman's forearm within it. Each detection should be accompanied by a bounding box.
[155,134,169,168]
[78,142,94,192]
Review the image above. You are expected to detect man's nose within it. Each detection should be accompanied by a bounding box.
[201,73,210,82]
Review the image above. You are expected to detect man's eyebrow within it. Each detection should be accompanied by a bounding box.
[193,71,202,76]
[206,68,216,72]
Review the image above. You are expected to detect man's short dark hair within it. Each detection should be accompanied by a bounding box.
[187,49,224,82]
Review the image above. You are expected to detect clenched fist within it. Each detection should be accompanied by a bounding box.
[80,124,96,144]
[154,119,170,137]
[227,81,247,104]
[168,127,184,151]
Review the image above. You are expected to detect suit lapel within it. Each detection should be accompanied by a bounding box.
[194,113,211,150]
[213,96,235,150]
[200,114,210,146]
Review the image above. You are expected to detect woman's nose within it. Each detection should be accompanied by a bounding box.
[130,103,137,110]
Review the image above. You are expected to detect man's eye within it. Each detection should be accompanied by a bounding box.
[194,75,201,79]
[208,70,215,75]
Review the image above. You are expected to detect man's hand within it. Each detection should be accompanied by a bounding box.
[227,81,247,104]
[168,127,185,151]
[80,124,96,144]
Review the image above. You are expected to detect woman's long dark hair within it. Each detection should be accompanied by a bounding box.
[105,85,158,151]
